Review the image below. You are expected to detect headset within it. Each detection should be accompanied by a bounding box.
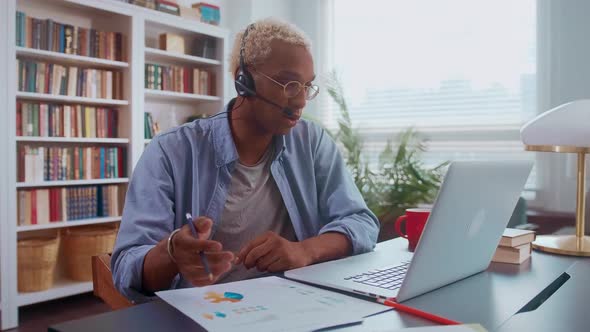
[234,24,295,118]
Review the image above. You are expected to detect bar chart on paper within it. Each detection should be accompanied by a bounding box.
[156,276,389,332]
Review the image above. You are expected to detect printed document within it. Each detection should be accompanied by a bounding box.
[157,276,389,332]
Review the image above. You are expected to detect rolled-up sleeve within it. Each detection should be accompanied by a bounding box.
[313,128,379,254]
[111,139,177,303]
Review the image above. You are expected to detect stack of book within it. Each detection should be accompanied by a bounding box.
[492,228,536,264]
[130,0,203,19]
[129,0,156,9]
[192,3,220,25]
[156,0,180,16]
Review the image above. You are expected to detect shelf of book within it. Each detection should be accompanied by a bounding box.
[16,137,130,144]
[17,216,121,232]
[2,0,228,328]
[145,47,220,66]
[16,47,129,69]
[145,89,220,102]
[17,279,93,307]
[16,92,129,106]
[16,178,129,188]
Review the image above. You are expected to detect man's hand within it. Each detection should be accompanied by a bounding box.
[236,231,313,272]
[171,217,234,286]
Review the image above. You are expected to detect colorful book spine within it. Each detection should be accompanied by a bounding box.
[15,12,125,60]
[17,59,123,100]
[17,102,120,138]
[145,63,215,96]
[18,145,126,181]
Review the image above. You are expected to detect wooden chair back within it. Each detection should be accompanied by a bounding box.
[91,253,133,310]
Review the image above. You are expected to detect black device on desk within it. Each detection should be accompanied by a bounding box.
[497,261,590,332]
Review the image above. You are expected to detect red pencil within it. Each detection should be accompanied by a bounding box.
[378,298,462,325]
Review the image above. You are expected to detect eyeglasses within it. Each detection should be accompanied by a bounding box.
[253,69,320,100]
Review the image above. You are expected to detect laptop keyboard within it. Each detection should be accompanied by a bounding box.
[344,261,410,291]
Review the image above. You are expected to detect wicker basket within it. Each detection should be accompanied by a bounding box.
[18,236,60,292]
[63,225,118,281]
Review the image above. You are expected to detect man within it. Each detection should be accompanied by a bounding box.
[112,18,379,302]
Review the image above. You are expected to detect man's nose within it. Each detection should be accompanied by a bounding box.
[289,88,307,110]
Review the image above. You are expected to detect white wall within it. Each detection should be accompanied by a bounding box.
[291,0,323,118]
[224,1,295,50]
[251,0,292,21]
[536,0,590,219]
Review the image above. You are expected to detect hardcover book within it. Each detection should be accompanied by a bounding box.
[498,228,536,248]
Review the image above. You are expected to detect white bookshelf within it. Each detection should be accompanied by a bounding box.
[17,280,93,307]
[16,178,129,188]
[17,216,122,232]
[16,137,130,144]
[145,89,221,102]
[144,14,227,39]
[16,92,129,106]
[16,46,129,68]
[16,216,121,232]
[145,47,220,66]
[1,0,228,328]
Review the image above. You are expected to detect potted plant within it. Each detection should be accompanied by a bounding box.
[325,72,448,241]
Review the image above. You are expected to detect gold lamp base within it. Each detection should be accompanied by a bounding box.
[525,145,588,257]
[533,235,590,256]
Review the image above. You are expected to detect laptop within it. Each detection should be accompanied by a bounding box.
[285,161,533,302]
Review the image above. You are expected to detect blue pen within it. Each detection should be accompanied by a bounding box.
[185,213,213,281]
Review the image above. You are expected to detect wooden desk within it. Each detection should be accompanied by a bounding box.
[49,239,586,332]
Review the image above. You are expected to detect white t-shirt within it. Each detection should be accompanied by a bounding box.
[212,146,297,283]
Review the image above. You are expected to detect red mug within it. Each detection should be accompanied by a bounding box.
[395,208,431,251]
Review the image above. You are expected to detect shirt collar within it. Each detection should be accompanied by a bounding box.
[212,99,287,168]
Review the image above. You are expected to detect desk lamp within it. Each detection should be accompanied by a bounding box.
[521,99,590,256]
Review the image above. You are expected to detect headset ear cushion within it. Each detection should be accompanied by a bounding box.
[235,68,256,97]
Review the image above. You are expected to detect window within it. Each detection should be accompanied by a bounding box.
[320,0,537,189]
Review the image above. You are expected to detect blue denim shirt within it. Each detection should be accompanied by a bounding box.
[111,101,379,302]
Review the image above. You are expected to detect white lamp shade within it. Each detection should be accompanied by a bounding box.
[521,99,590,147]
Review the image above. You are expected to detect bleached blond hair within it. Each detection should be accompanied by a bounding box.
[229,17,312,76]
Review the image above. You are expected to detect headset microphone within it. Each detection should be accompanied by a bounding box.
[257,95,296,119]
[234,80,296,119]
